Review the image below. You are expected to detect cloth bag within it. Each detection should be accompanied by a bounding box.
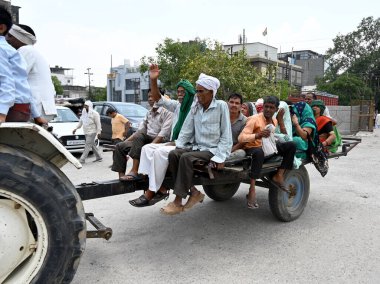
[262,124,278,157]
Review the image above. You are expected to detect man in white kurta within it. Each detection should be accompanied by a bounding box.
[7,24,57,121]
[129,64,196,207]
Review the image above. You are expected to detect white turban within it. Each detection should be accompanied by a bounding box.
[9,24,37,45]
[196,73,220,98]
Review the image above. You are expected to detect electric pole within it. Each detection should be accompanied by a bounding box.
[84,67,93,99]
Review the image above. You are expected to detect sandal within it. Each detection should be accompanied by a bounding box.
[246,194,259,209]
[272,180,291,193]
[183,193,205,210]
[120,173,141,181]
[129,195,152,207]
[149,191,169,205]
[160,202,184,215]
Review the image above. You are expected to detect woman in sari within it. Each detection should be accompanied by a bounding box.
[290,101,318,159]
[311,100,340,153]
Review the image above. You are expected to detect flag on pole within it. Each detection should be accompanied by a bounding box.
[262,27,267,36]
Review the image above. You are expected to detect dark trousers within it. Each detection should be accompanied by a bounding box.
[111,133,153,173]
[112,138,123,145]
[168,149,213,198]
[246,141,296,179]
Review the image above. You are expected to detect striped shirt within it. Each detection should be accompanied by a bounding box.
[176,99,232,163]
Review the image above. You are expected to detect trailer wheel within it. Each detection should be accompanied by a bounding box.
[0,145,86,283]
[268,165,310,222]
[203,183,240,201]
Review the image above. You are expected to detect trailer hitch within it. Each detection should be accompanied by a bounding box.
[85,213,113,240]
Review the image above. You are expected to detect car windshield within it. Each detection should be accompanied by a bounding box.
[51,108,79,122]
[115,104,148,117]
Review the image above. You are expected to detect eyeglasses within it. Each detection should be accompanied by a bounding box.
[196,89,210,95]
[177,90,186,95]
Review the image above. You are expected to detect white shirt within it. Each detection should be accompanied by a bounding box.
[18,45,57,116]
[76,110,102,135]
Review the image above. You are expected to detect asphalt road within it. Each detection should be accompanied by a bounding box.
[63,130,380,284]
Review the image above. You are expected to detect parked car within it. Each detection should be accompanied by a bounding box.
[93,102,148,142]
[49,106,99,153]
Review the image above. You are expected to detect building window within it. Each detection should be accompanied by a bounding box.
[142,89,149,101]
[125,94,134,102]
[125,79,133,90]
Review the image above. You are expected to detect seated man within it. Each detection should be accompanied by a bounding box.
[129,64,196,207]
[111,92,173,180]
[160,73,232,215]
[238,96,296,209]
[225,93,247,163]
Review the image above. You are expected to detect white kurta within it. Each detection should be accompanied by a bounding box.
[138,144,176,192]
[18,45,57,117]
[138,96,181,191]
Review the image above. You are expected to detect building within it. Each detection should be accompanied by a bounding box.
[278,50,324,86]
[50,66,74,86]
[223,42,303,88]
[0,0,20,24]
[107,61,150,107]
[51,66,88,99]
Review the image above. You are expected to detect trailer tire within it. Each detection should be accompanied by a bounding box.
[203,183,240,201]
[0,144,86,284]
[268,165,310,222]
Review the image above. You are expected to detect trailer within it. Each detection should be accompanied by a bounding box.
[0,123,360,283]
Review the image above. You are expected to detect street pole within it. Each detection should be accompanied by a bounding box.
[84,67,93,100]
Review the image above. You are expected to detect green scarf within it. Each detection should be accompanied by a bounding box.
[311,99,326,115]
[171,80,195,140]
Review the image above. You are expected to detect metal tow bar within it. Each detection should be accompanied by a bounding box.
[85,213,113,240]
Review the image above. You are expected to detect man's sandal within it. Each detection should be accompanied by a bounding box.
[184,193,205,210]
[160,202,184,215]
[149,191,169,205]
[129,195,152,207]
[272,180,291,194]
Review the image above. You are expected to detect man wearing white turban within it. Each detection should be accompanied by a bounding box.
[6,24,57,121]
[160,73,233,215]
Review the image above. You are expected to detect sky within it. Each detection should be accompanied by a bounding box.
[10,0,380,87]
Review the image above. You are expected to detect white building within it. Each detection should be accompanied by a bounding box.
[50,66,74,86]
[223,42,303,87]
[107,61,150,107]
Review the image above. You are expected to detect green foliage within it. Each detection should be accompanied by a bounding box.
[141,38,283,102]
[51,76,63,95]
[325,17,380,81]
[140,38,208,91]
[276,80,298,101]
[317,73,373,105]
[91,87,107,101]
[321,16,380,106]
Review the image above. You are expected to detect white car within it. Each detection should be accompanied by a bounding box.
[49,106,89,153]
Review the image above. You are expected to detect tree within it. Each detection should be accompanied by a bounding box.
[91,87,107,101]
[325,16,380,82]
[141,39,282,101]
[317,73,373,106]
[140,38,207,91]
[51,76,63,95]
[322,17,380,106]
